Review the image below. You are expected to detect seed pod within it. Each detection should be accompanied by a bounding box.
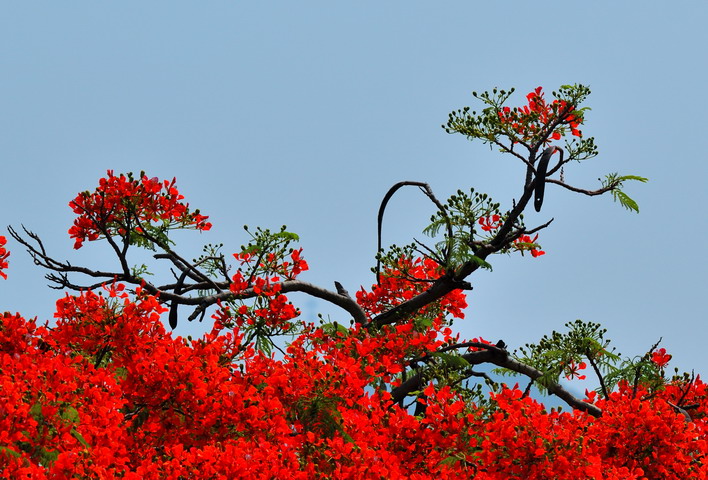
[534,146,555,212]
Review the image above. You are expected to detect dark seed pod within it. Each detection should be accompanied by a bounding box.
[534,147,555,212]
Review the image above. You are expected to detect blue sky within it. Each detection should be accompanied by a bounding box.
[1,2,706,387]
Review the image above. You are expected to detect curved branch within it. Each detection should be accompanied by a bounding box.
[376,181,453,284]
[546,147,566,177]
[585,349,609,400]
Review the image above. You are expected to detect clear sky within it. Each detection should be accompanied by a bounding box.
[1,2,706,390]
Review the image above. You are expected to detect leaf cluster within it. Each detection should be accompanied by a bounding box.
[502,320,620,392]
[601,173,649,213]
[423,188,504,270]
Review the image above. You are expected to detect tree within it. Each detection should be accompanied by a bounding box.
[1,85,705,479]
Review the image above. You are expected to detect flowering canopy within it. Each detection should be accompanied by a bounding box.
[68,170,211,250]
[2,85,697,479]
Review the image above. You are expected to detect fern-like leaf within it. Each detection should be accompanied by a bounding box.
[613,190,640,213]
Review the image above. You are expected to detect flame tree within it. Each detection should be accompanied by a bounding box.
[2,85,704,479]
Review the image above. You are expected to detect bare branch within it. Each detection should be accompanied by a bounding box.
[492,139,532,166]
[545,179,614,196]
[524,218,554,236]
[585,349,610,400]
[154,253,205,284]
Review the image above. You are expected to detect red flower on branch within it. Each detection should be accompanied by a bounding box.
[651,348,672,368]
[2,167,697,478]
[68,171,211,249]
[513,233,545,258]
[564,360,587,380]
[478,215,502,232]
[497,87,583,144]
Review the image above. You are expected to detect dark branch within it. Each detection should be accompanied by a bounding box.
[545,179,614,196]
[376,181,452,284]
[390,344,602,417]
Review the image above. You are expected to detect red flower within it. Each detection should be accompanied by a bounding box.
[651,348,672,368]
[497,87,584,143]
[0,235,9,279]
[513,233,545,258]
[68,171,211,249]
[478,215,502,232]
[564,360,587,380]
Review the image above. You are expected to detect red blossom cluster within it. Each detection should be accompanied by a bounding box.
[1,162,703,477]
[0,236,8,279]
[68,170,211,249]
[513,233,546,258]
[356,256,467,320]
[227,249,308,330]
[497,86,583,143]
[3,269,706,478]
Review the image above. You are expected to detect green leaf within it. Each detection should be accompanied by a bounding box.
[431,352,470,369]
[0,446,21,459]
[321,322,349,336]
[274,230,300,242]
[602,173,647,213]
[439,455,459,467]
[71,428,91,449]
[61,405,80,424]
[618,175,648,183]
[613,190,640,213]
[469,255,493,271]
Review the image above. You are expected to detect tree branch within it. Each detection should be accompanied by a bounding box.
[390,344,602,417]
[376,181,453,285]
[545,179,614,196]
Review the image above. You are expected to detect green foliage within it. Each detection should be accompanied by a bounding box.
[430,351,470,369]
[193,243,226,276]
[292,394,354,442]
[423,188,507,270]
[13,401,92,467]
[320,321,350,337]
[497,320,675,398]
[374,243,416,275]
[240,225,299,260]
[601,173,649,213]
[502,320,620,392]
[131,263,152,278]
[601,340,668,394]
[0,446,21,459]
[192,243,229,297]
[443,87,516,144]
